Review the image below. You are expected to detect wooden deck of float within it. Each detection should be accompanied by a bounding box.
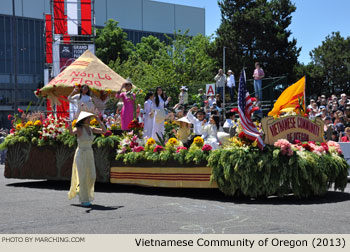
[110,166,218,188]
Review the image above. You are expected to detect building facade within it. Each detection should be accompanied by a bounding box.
[0,0,205,128]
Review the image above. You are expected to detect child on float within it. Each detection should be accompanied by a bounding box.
[186,106,207,145]
[201,115,220,150]
[143,92,154,138]
[176,117,192,148]
[115,81,135,131]
[67,111,107,206]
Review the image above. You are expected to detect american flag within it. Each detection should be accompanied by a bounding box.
[237,70,265,149]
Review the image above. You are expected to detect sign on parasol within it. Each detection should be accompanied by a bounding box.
[37,50,128,103]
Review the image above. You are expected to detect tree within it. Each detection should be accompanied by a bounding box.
[309,32,350,95]
[95,19,134,64]
[109,31,218,104]
[214,0,300,82]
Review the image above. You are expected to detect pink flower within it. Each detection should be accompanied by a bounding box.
[133,146,144,152]
[154,145,164,153]
[130,141,138,148]
[202,144,212,152]
[274,139,293,156]
[104,130,112,137]
[10,128,15,134]
[176,146,187,153]
[327,141,342,154]
[18,108,24,113]
[302,143,313,152]
[293,139,301,145]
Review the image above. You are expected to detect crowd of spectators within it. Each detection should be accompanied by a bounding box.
[307,93,350,142]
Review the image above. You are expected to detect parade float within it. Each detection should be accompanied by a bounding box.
[1,51,349,198]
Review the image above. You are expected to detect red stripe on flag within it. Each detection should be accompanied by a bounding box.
[54,0,65,34]
[81,0,92,35]
[63,15,70,44]
[45,14,52,63]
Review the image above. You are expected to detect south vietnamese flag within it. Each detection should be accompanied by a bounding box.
[268,76,306,117]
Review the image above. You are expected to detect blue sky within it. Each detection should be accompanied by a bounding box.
[155,0,350,64]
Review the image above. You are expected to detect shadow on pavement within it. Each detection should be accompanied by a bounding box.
[6,180,350,205]
[71,204,124,213]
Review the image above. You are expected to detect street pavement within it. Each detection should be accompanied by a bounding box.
[1,165,350,234]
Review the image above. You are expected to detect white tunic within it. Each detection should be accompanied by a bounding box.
[186,110,204,135]
[201,124,220,150]
[143,99,154,138]
[152,95,168,142]
[68,94,95,119]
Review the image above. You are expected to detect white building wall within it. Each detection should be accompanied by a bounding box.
[175,4,205,36]
[105,0,143,30]
[143,0,174,34]
[0,0,205,35]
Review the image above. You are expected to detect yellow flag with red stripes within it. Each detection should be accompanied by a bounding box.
[268,76,305,117]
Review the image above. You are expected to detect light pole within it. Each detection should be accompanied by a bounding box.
[12,0,18,114]
[223,46,226,119]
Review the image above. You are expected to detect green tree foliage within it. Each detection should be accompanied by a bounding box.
[108,30,218,103]
[307,32,350,95]
[214,0,300,81]
[95,19,134,64]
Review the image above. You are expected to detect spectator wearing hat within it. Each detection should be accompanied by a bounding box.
[339,93,349,105]
[335,123,345,135]
[214,69,226,100]
[226,70,235,102]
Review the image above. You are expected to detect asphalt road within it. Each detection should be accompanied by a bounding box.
[1,165,350,234]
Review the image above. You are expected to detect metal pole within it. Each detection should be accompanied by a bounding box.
[12,0,18,114]
[222,46,226,120]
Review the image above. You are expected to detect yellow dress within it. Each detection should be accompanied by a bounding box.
[68,127,96,203]
[177,127,190,145]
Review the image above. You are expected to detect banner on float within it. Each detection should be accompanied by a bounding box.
[206,84,215,97]
[261,116,324,145]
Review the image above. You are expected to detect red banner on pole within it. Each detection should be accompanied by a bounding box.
[45,14,52,63]
[81,0,92,35]
[54,0,65,34]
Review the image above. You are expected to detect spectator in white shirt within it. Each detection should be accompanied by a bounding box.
[226,70,235,102]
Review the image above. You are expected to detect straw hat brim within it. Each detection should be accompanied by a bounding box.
[176,117,191,124]
[76,111,95,123]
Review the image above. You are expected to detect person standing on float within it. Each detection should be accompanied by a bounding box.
[68,84,95,120]
[67,111,107,206]
[152,87,171,141]
[143,92,154,138]
[115,81,135,130]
